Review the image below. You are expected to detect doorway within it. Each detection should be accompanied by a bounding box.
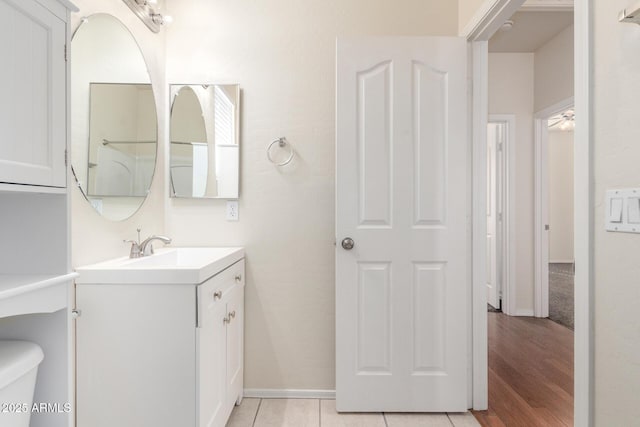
[475,4,577,425]
[535,101,576,329]
[486,116,515,316]
[468,0,592,424]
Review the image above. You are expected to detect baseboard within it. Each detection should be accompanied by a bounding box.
[243,389,336,399]
[514,309,535,317]
[550,259,575,264]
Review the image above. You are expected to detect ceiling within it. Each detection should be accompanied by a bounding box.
[489,11,574,53]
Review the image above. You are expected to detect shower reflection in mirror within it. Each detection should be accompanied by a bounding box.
[169,84,240,199]
[87,83,156,198]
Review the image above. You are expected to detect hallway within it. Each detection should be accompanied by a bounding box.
[473,313,574,426]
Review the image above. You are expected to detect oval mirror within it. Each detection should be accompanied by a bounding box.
[170,84,240,199]
[71,14,157,221]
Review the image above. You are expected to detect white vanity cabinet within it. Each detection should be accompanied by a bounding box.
[75,257,245,427]
[197,263,244,427]
[0,0,71,190]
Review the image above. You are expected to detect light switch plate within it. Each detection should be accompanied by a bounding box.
[605,188,640,233]
[226,200,239,221]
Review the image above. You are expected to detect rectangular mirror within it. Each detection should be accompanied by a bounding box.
[169,84,240,199]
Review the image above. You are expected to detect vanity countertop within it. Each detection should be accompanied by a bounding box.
[0,272,78,318]
[75,247,245,285]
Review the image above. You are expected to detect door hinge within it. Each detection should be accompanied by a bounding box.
[64,44,67,62]
[64,149,68,167]
[498,142,504,152]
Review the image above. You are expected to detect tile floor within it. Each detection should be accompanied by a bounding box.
[227,398,480,427]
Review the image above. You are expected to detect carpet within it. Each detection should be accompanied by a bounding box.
[549,263,574,330]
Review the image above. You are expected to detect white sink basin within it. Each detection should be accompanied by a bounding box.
[75,247,244,285]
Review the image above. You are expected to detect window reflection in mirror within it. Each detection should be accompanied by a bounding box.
[169,84,240,199]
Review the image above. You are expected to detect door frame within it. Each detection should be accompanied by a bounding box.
[533,97,575,319]
[488,115,516,316]
[464,1,594,425]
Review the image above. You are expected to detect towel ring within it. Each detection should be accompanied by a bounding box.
[267,137,294,166]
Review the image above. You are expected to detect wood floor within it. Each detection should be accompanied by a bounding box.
[472,313,574,427]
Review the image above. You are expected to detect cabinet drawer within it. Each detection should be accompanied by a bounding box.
[197,259,244,326]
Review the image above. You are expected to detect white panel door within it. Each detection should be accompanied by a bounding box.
[336,37,468,412]
[486,123,499,309]
[0,0,66,188]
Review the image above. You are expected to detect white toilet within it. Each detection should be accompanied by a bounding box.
[0,341,44,427]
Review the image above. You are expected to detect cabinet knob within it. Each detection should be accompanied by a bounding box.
[71,309,81,319]
[213,291,222,300]
[229,310,236,319]
[223,315,230,324]
[235,274,242,283]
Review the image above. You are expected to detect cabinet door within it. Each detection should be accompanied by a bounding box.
[226,282,244,407]
[0,0,66,188]
[197,283,227,427]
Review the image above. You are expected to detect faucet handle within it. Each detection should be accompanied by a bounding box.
[124,239,142,258]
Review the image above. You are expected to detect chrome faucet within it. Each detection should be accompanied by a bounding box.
[125,229,172,258]
[139,235,172,256]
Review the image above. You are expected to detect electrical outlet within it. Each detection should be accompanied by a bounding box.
[226,201,239,221]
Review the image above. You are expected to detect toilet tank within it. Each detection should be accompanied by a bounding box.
[0,341,44,427]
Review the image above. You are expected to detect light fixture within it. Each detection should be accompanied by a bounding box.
[549,109,575,131]
[122,0,172,33]
[500,20,515,32]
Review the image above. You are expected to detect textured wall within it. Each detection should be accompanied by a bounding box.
[489,53,536,314]
[548,130,574,262]
[534,24,574,112]
[165,0,458,390]
[593,0,640,423]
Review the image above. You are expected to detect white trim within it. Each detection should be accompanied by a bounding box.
[471,41,489,412]
[573,0,594,424]
[488,115,516,317]
[244,389,336,399]
[534,97,574,319]
[461,0,527,39]
[520,0,573,12]
[550,259,575,264]
[515,309,535,317]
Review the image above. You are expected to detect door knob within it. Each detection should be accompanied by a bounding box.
[341,237,355,250]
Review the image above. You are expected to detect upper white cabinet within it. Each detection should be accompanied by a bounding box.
[0,0,68,189]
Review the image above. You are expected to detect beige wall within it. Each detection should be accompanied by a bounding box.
[548,130,574,262]
[489,53,535,314]
[593,0,640,423]
[145,0,453,392]
[458,0,486,34]
[534,25,574,112]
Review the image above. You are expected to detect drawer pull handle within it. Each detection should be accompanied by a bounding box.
[213,291,222,300]
[235,274,242,283]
